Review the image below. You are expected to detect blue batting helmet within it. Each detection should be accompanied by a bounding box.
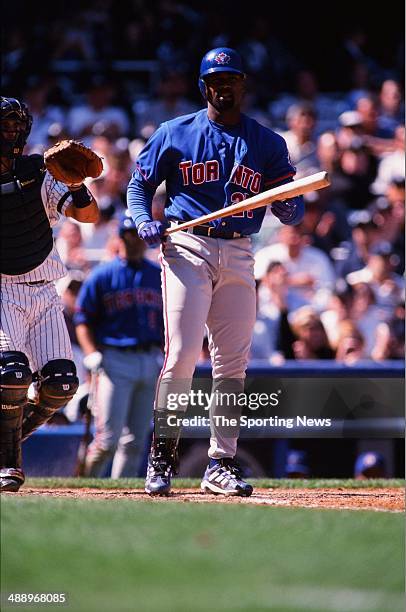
[118,210,138,237]
[198,47,245,98]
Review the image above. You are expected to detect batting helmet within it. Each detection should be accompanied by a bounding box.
[198,48,245,98]
[0,97,33,157]
[118,210,138,237]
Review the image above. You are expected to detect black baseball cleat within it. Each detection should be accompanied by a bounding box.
[201,458,253,497]
[0,467,25,492]
[144,439,178,496]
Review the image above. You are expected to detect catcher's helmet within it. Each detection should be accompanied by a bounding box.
[118,209,138,237]
[198,47,245,98]
[0,97,33,157]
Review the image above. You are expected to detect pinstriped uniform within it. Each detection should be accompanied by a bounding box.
[0,171,73,371]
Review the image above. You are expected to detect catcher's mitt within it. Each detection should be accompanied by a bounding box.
[44,140,103,185]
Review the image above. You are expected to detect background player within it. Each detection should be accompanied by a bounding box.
[127,48,304,497]
[74,210,163,477]
[0,97,99,492]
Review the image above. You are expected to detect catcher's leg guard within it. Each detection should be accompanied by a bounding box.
[0,351,32,491]
[22,359,78,441]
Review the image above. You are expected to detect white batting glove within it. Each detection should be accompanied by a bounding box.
[83,351,103,372]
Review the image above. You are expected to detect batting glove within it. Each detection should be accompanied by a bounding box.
[83,351,103,372]
[138,220,168,247]
[272,196,304,225]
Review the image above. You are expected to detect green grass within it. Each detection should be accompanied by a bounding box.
[1,496,404,612]
[21,477,405,489]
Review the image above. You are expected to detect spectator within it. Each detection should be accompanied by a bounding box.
[336,110,364,150]
[255,224,336,312]
[356,94,394,139]
[239,18,299,103]
[371,127,405,196]
[369,194,404,274]
[334,27,383,92]
[346,243,404,320]
[321,286,354,352]
[114,15,159,61]
[251,263,296,361]
[377,79,404,135]
[79,182,118,262]
[51,15,97,62]
[285,449,311,478]
[46,121,71,148]
[335,320,365,365]
[133,70,197,136]
[98,146,132,208]
[354,451,386,479]
[290,307,335,360]
[386,176,405,209]
[317,131,340,175]
[67,75,130,141]
[372,313,405,361]
[383,178,405,273]
[56,219,90,273]
[299,192,348,256]
[279,102,318,174]
[333,210,380,279]
[240,77,272,129]
[23,79,65,149]
[350,282,384,357]
[334,140,377,210]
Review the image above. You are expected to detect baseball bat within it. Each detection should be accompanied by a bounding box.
[74,369,98,478]
[165,171,330,235]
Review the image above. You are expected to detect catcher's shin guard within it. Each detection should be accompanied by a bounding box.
[21,359,78,441]
[145,410,182,496]
[0,351,31,491]
[0,405,24,491]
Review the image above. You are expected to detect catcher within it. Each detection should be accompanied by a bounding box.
[0,96,102,492]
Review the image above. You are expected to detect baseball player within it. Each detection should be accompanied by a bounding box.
[0,97,99,492]
[127,48,304,496]
[74,210,163,477]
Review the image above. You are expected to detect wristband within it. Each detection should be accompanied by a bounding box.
[70,184,93,208]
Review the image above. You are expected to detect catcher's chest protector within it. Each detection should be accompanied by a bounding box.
[0,155,53,275]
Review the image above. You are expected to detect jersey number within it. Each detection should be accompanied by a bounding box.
[230,192,253,218]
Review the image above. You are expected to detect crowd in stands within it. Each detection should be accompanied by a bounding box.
[4,2,404,374]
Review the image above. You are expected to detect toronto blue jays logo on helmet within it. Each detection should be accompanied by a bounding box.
[198,47,245,98]
[214,52,231,65]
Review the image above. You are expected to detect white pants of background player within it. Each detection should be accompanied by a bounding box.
[85,346,162,477]
[156,230,256,459]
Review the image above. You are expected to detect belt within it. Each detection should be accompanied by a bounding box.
[173,222,243,240]
[102,343,160,353]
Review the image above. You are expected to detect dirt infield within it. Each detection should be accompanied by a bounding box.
[10,487,405,512]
